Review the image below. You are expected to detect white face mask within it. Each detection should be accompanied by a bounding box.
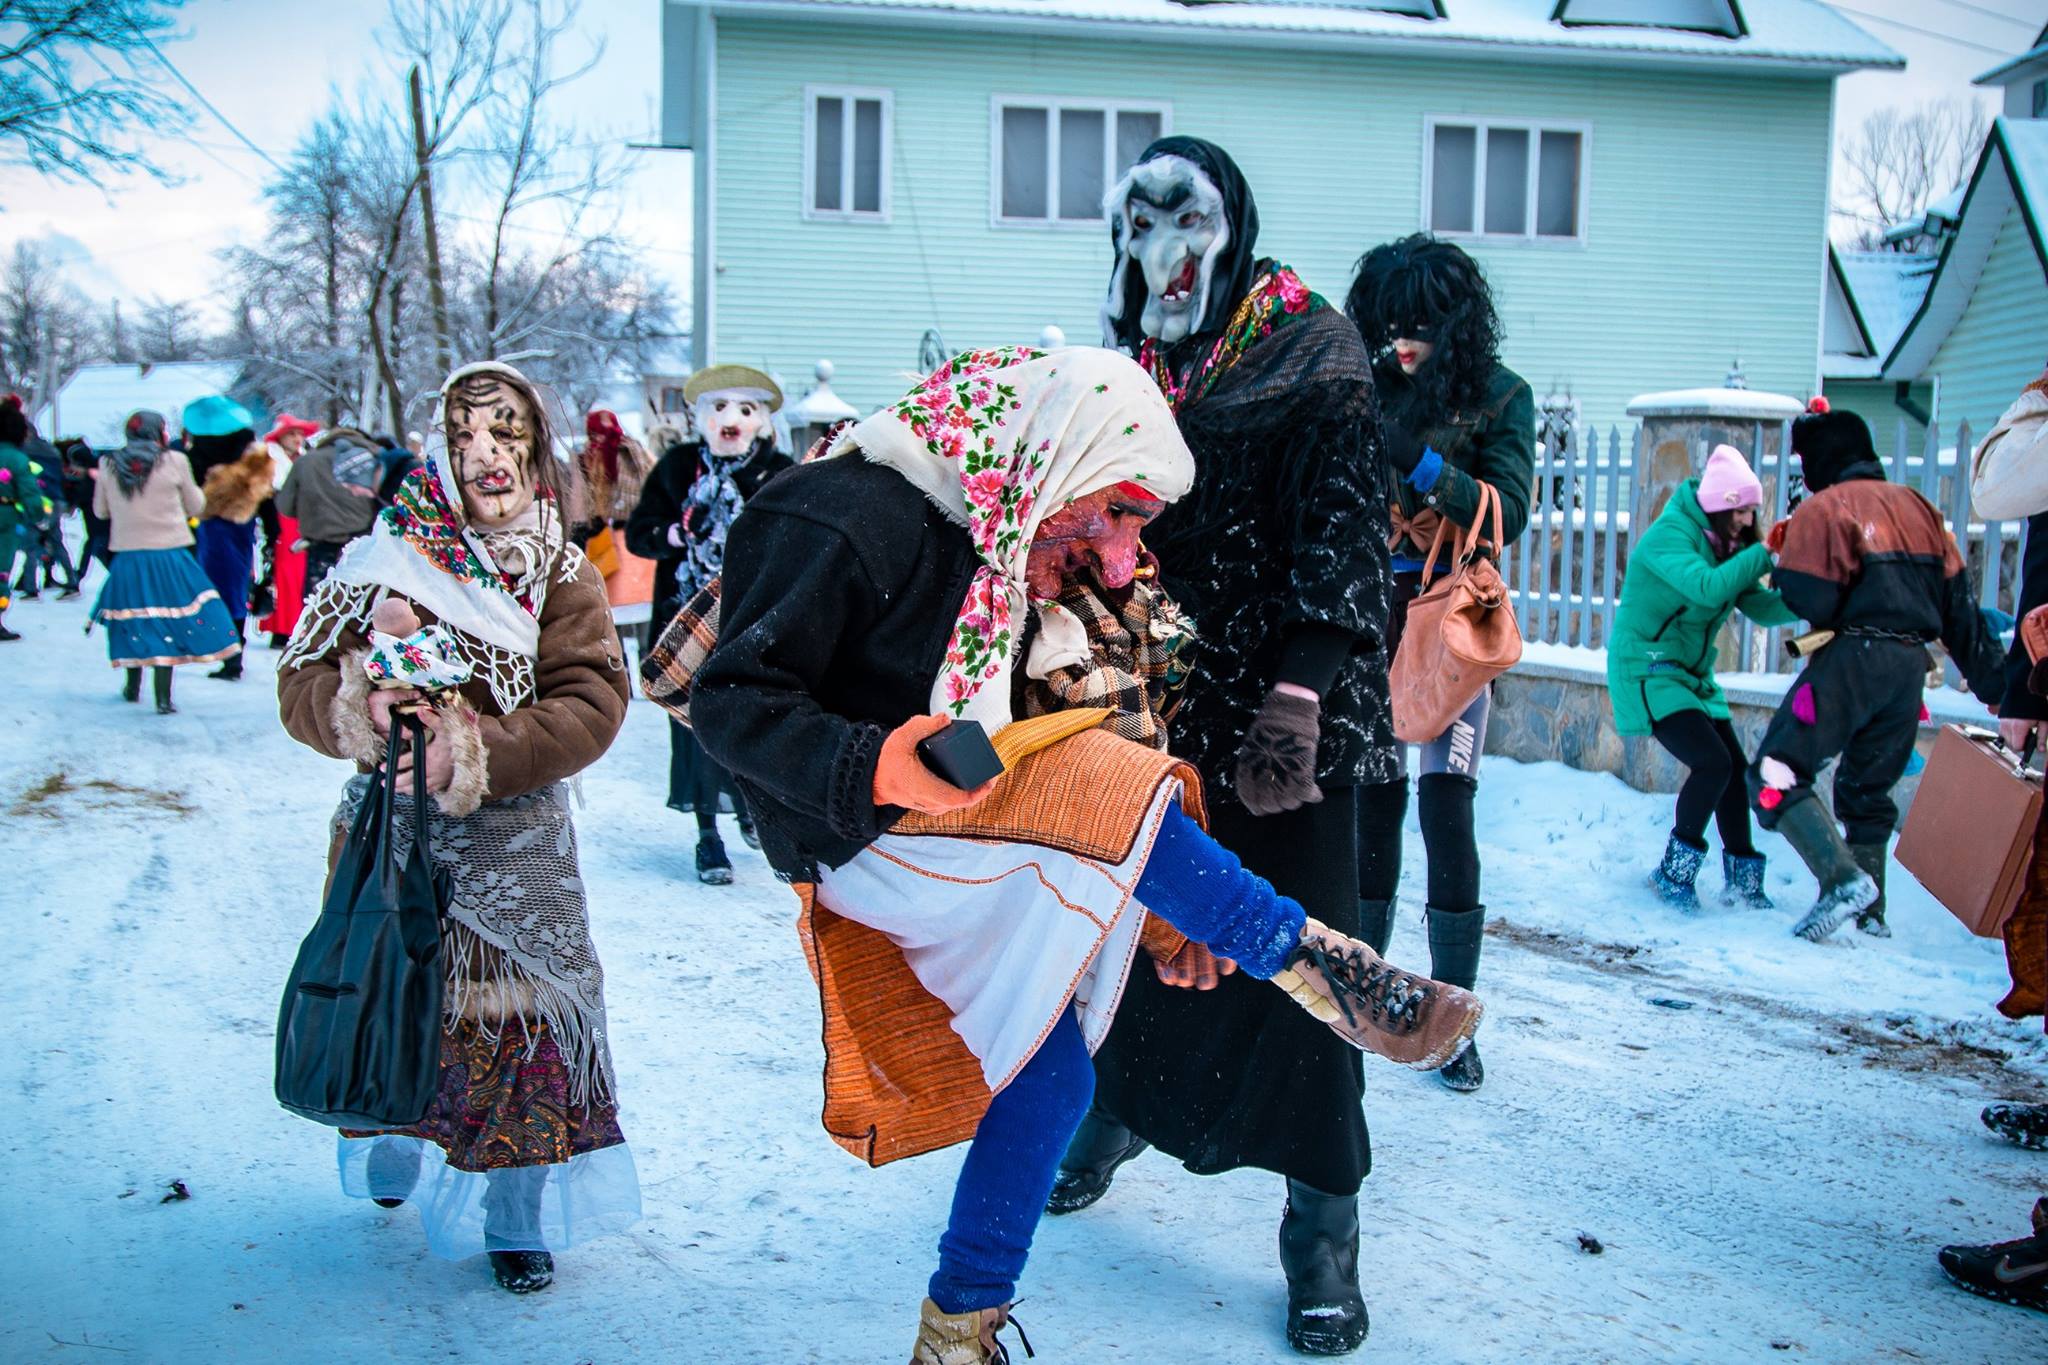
[1113,157,1227,344]
[695,392,769,458]
[446,377,539,529]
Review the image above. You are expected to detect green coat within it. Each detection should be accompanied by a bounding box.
[1387,364,1536,555]
[0,441,49,587]
[1606,479,1797,736]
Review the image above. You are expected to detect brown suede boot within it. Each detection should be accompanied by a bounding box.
[910,1298,1030,1365]
[1271,918,1484,1070]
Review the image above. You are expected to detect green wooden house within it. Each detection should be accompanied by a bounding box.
[660,0,1898,426]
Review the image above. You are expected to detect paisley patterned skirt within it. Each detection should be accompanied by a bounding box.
[336,1015,640,1261]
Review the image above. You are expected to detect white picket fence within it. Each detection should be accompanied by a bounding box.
[1500,416,2022,682]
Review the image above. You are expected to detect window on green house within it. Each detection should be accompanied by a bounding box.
[806,86,891,221]
[1426,119,1587,243]
[2034,79,2047,119]
[993,99,1170,226]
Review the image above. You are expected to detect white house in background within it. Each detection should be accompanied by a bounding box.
[31,361,250,451]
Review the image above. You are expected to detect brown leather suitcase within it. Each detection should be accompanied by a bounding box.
[1896,725,2043,937]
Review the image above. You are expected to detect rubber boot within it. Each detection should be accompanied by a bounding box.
[1649,834,1707,911]
[1849,842,1890,938]
[1773,798,1877,941]
[1046,1107,1147,1215]
[1279,1179,1368,1355]
[122,667,142,704]
[1426,905,1486,1092]
[910,1297,1029,1365]
[1355,898,1394,957]
[1721,851,1773,909]
[152,666,175,715]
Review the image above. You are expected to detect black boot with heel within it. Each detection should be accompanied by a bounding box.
[1046,1107,1147,1215]
[1426,905,1485,1092]
[1279,1178,1368,1354]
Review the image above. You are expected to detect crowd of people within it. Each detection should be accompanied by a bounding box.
[3,132,2043,1356]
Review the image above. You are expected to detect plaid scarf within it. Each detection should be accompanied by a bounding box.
[1023,571,1197,750]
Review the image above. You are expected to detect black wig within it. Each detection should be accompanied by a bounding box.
[1344,233,1502,421]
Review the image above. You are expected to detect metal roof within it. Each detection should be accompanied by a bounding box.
[703,0,1901,72]
[30,361,249,452]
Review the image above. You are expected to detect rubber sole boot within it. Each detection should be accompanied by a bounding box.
[1046,1108,1147,1215]
[1850,842,1891,937]
[1983,1102,2048,1151]
[1426,905,1485,1092]
[122,668,142,704]
[910,1298,1028,1365]
[489,1249,554,1294]
[1773,798,1877,941]
[1355,898,1394,957]
[1649,834,1706,911]
[1937,1199,2048,1315]
[1721,851,1773,909]
[696,833,734,885]
[1279,1179,1368,1355]
[153,666,175,715]
[1272,918,1483,1070]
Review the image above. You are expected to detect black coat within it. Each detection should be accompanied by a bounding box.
[1146,304,1401,800]
[691,454,978,882]
[626,437,791,623]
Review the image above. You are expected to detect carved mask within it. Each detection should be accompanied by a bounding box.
[695,390,770,458]
[1109,155,1228,345]
[445,374,539,529]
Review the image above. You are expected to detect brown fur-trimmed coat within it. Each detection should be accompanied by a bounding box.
[200,444,276,523]
[277,557,631,818]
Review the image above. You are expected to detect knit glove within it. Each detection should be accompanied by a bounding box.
[1234,687,1324,816]
[1382,418,1425,476]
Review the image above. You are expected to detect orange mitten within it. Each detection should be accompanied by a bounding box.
[873,714,997,815]
[1765,518,1790,554]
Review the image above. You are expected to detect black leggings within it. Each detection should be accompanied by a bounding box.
[1650,710,1757,855]
[1356,773,1481,912]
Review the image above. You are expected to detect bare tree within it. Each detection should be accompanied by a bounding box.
[0,0,193,184]
[0,240,100,408]
[129,295,205,361]
[1835,98,1992,250]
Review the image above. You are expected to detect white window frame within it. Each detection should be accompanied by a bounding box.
[802,84,893,223]
[988,96,1173,230]
[1420,116,1592,247]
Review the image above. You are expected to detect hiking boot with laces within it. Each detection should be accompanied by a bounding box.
[910,1298,1033,1365]
[1271,918,1483,1069]
[1983,1101,2048,1151]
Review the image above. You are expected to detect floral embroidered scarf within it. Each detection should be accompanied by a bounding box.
[831,346,1194,733]
[1140,263,1321,414]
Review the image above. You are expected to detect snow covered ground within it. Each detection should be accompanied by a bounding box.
[3,587,2044,1364]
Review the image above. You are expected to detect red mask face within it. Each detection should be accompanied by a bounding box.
[1023,486,1166,599]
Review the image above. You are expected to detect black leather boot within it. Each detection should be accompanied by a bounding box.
[1426,905,1485,1092]
[122,667,142,703]
[1279,1179,1368,1354]
[152,666,175,715]
[1355,898,1394,957]
[1046,1107,1147,1215]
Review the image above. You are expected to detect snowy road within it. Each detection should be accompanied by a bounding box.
[2,591,2044,1364]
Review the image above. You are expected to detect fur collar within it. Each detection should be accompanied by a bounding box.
[201,445,276,522]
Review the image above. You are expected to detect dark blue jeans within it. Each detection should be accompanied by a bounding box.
[927,800,1308,1312]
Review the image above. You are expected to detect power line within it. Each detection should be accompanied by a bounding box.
[126,27,288,175]
[1919,0,2043,28]
[1829,3,2029,57]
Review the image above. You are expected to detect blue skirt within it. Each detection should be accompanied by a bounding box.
[194,517,257,621]
[93,547,242,668]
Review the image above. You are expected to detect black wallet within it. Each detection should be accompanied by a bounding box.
[916,719,1006,789]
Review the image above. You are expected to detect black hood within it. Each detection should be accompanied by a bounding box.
[1792,409,1881,493]
[1104,135,1261,353]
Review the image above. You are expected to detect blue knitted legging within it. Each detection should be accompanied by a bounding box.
[928,801,1307,1313]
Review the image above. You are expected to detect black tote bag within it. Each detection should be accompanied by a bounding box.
[275,714,448,1128]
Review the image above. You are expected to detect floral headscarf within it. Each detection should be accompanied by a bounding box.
[832,345,1195,732]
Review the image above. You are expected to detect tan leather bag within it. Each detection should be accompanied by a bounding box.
[1896,726,2042,937]
[1390,482,1522,744]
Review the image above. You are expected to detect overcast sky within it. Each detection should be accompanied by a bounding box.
[0,0,2041,331]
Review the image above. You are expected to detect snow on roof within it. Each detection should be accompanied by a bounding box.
[1832,250,1936,358]
[724,0,1901,71]
[1972,21,2047,87]
[1624,386,1805,419]
[1886,119,2048,380]
[31,362,247,452]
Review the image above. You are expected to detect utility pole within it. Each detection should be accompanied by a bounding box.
[409,65,452,374]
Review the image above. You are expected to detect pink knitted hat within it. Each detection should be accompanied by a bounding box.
[1696,444,1763,513]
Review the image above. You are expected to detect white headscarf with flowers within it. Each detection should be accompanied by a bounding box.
[832,345,1195,733]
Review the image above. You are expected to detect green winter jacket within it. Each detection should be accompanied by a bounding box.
[1606,479,1797,736]
[0,440,50,536]
[1385,364,1536,558]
